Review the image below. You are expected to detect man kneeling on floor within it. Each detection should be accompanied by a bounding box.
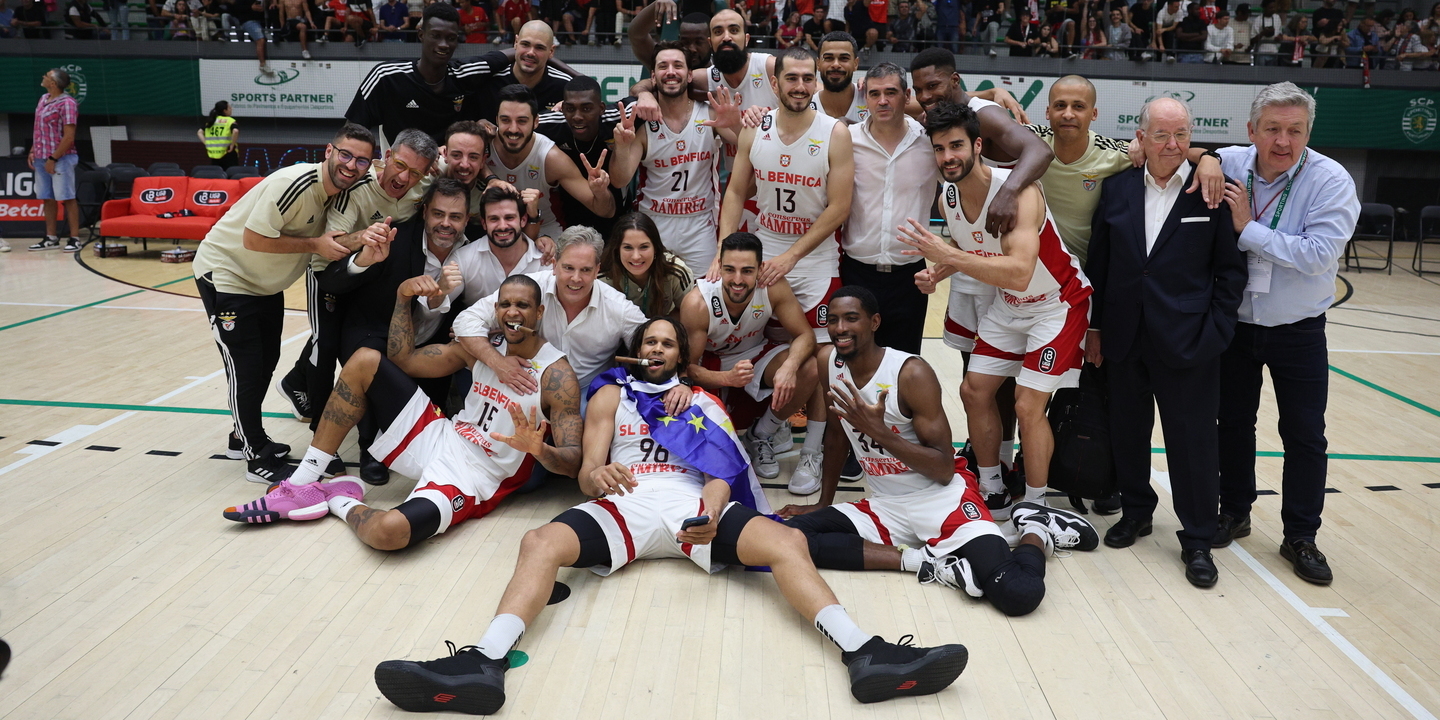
[223,274,583,550]
[779,286,1099,616]
[372,317,969,715]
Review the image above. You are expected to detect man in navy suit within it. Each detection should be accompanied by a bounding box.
[1084,97,1247,588]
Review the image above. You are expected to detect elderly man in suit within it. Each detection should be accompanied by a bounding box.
[1084,97,1247,588]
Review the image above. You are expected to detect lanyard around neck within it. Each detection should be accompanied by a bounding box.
[1247,149,1307,231]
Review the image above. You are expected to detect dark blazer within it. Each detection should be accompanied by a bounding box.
[1086,161,1247,368]
[318,214,456,354]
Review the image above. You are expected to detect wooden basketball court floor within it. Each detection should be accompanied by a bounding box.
[2,241,1439,720]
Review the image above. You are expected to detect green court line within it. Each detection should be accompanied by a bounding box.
[0,398,289,419]
[1329,365,1440,419]
[0,276,194,333]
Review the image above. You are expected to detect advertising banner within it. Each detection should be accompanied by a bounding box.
[0,157,53,237]
[1310,88,1440,151]
[0,58,199,116]
[198,59,362,119]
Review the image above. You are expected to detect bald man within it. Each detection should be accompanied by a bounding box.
[464,21,582,126]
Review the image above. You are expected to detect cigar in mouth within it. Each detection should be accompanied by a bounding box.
[616,356,663,368]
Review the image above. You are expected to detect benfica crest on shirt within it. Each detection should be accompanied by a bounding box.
[218,312,237,332]
[1082,173,1099,191]
[780,154,791,167]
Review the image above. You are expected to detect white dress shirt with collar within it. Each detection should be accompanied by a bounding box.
[452,235,548,308]
[844,116,942,267]
[1143,159,1192,255]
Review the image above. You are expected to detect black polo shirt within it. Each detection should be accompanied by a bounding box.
[346,58,495,147]
[461,51,575,124]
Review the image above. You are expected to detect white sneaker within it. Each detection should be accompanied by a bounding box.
[260,63,276,75]
[787,450,822,495]
[302,49,312,59]
[917,549,984,598]
[0,239,10,252]
[770,425,794,454]
[746,431,779,479]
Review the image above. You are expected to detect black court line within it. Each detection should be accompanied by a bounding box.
[147,450,182,457]
[1324,488,1341,493]
[1426,483,1440,489]
[1255,489,1279,495]
[85,445,119,452]
[27,440,60,447]
[1366,485,1402,492]
[759,483,866,492]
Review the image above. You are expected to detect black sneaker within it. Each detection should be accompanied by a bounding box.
[375,641,509,715]
[63,237,81,252]
[983,490,1015,521]
[246,455,295,485]
[840,451,865,482]
[841,635,968,704]
[275,375,312,422]
[360,449,390,485]
[28,236,60,251]
[227,435,291,460]
[1011,501,1101,551]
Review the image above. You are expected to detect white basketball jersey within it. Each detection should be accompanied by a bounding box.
[942,95,1004,296]
[942,167,1090,311]
[453,340,566,476]
[698,279,773,357]
[710,53,778,182]
[828,348,935,497]
[486,133,561,240]
[638,100,721,218]
[610,390,706,490]
[750,109,840,277]
[820,81,868,123]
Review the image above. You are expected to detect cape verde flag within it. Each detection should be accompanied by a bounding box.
[589,367,772,514]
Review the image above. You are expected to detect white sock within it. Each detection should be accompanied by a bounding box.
[291,446,334,485]
[476,614,526,661]
[813,604,871,653]
[1024,485,1048,504]
[803,421,826,454]
[899,546,925,573]
[998,439,1016,467]
[751,409,783,440]
[979,465,1004,495]
[328,496,363,521]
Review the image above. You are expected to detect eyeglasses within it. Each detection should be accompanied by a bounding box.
[1145,131,1192,145]
[332,147,373,170]
[389,157,423,178]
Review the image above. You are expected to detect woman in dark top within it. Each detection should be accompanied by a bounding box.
[599,213,694,320]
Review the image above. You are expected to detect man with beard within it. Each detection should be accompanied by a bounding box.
[777,287,1099,616]
[274,128,441,484]
[486,84,617,251]
[680,233,828,494]
[452,186,549,308]
[609,42,741,272]
[436,120,502,238]
[192,123,376,485]
[628,0,712,68]
[814,32,869,123]
[898,102,1091,521]
[372,317,969,715]
[462,21,583,129]
[223,274,584,556]
[538,76,628,240]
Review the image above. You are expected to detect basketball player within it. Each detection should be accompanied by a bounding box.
[900,102,1092,518]
[609,41,740,272]
[679,233,827,493]
[193,123,374,484]
[486,84,616,249]
[629,0,711,69]
[224,275,583,552]
[815,32,869,123]
[372,317,969,714]
[537,76,627,239]
[779,287,1098,616]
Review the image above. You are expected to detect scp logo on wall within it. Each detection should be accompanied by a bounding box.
[59,64,89,105]
[1404,98,1437,144]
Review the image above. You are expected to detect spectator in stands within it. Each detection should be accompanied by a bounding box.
[1079,13,1106,56]
[861,0,887,51]
[933,0,958,50]
[591,0,616,44]
[777,10,802,45]
[1229,4,1253,63]
[914,0,936,43]
[500,0,529,40]
[560,0,593,43]
[1204,10,1234,61]
[457,0,488,41]
[345,0,377,45]
[887,0,917,50]
[1196,0,1215,24]
[199,101,241,168]
[235,0,275,75]
[0,4,13,38]
[1154,0,1182,57]
[279,0,315,57]
[28,69,82,253]
[1344,15,1379,67]
[1279,13,1314,66]
[13,0,47,38]
[377,0,409,39]
[1425,2,1440,35]
[66,0,107,38]
[325,0,349,40]
[1400,24,1437,69]
[193,0,224,38]
[1005,5,1037,54]
[170,0,195,38]
[970,0,1003,53]
[1036,16,1060,54]
[107,0,129,39]
[1253,0,1283,64]
[802,4,828,47]
[1106,8,1130,56]
[1128,0,1155,58]
[1310,0,1345,67]
[1175,1,1207,62]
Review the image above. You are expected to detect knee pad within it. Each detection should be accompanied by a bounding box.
[986,566,1046,617]
[395,496,443,548]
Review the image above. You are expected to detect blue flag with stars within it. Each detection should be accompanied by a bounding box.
[588,367,771,514]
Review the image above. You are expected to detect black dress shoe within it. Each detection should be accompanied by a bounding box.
[1182,548,1218,588]
[1103,516,1153,548]
[1091,491,1121,516]
[1211,513,1251,548]
[1280,539,1333,585]
[360,450,389,485]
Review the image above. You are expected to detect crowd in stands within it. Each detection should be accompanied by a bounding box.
[2,0,1435,69]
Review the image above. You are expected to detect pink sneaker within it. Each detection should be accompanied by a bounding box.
[323,476,365,502]
[223,480,330,523]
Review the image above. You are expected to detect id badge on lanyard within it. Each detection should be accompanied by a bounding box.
[1243,150,1306,294]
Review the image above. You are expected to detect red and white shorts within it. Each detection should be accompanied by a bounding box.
[943,282,998,353]
[834,477,1004,557]
[368,388,533,535]
[767,275,842,344]
[701,340,790,402]
[572,485,742,575]
[970,296,1090,393]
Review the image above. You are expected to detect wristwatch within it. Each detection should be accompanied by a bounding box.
[1200,149,1222,162]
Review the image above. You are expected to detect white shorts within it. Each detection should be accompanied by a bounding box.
[646,211,718,274]
[969,296,1090,393]
[368,388,532,535]
[573,486,743,575]
[834,479,1004,557]
[766,275,841,344]
[943,283,998,353]
[703,340,790,402]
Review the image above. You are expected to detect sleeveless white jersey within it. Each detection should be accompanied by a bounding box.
[698,279,774,357]
[610,389,707,491]
[750,109,841,277]
[943,95,1004,295]
[452,340,566,476]
[486,133,562,240]
[638,100,721,219]
[820,81,868,123]
[828,348,935,497]
[942,166,1090,312]
[707,53,782,119]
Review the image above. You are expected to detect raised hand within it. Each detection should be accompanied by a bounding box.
[612,101,637,146]
[398,274,443,298]
[437,260,462,296]
[489,402,549,456]
[581,149,611,197]
[703,86,742,130]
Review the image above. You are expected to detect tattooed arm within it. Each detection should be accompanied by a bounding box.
[389,276,472,379]
[537,357,584,477]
